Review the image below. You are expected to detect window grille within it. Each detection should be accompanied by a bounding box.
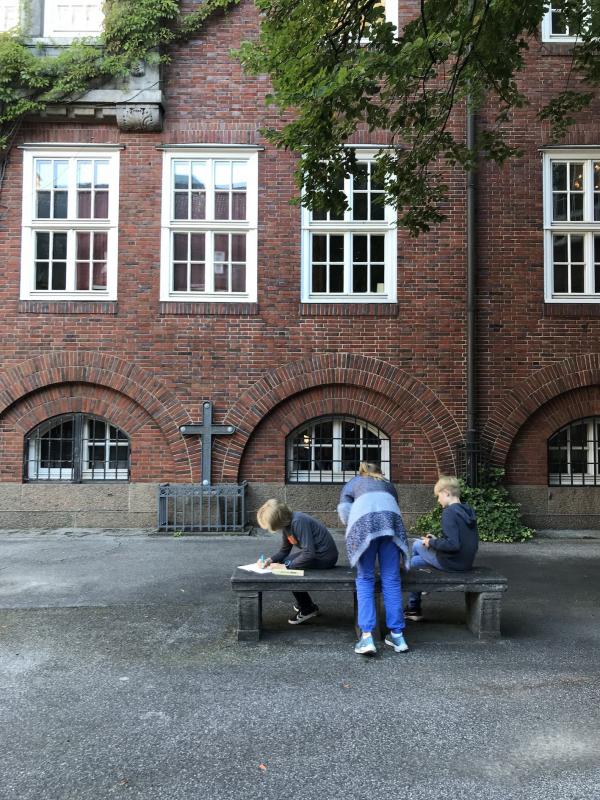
[548,417,600,486]
[25,414,130,482]
[286,416,390,483]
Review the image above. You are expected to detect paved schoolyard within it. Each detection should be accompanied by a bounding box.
[0,532,599,800]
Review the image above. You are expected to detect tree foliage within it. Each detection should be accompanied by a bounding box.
[0,0,238,156]
[238,0,600,234]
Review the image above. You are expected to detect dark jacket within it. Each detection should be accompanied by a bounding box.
[428,503,478,571]
[270,512,338,570]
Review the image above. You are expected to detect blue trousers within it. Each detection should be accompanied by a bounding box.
[408,539,444,610]
[355,536,405,634]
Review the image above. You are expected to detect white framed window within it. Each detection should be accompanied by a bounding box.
[301,150,397,303]
[286,416,391,484]
[541,2,594,42]
[383,0,399,30]
[20,147,120,300]
[43,1,104,37]
[25,414,130,482]
[543,150,600,302]
[160,148,258,303]
[0,1,19,32]
[548,417,600,485]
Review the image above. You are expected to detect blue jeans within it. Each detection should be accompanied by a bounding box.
[355,536,405,634]
[408,539,444,611]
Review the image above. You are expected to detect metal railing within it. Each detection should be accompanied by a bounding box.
[157,482,248,533]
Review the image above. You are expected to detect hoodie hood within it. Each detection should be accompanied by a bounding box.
[449,502,477,527]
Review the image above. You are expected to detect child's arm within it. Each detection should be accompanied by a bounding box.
[285,519,316,569]
[269,532,293,563]
[428,509,461,552]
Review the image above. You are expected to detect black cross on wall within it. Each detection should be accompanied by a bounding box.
[180,402,236,485]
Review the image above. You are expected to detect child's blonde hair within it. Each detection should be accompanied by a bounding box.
[256,499,293,532]
[434,475,461,498]
[358,461,386,480]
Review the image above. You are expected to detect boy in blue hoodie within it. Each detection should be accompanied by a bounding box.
[406,475,478,621]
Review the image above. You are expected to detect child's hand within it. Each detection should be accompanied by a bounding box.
[256,557,272,569]
[269,562,283,569]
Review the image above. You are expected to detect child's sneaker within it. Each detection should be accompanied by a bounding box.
[404,607,423,622]
[385,631,409,653]
[354,633,377,655]
[288,606,319,624]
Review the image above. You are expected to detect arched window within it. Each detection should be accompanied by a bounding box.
[25,414,130,482]
[548,417,600,486]
[286,416,390,483]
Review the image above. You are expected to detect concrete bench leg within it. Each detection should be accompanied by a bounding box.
[237,591,262,642]
[465,591,502,640]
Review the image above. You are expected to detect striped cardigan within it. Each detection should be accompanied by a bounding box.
[337,476,409,568]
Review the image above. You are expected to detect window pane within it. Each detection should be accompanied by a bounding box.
[330,263,344,292]
[191,192,206,220]
[571,235,584,263]
[215,193,229,220]
[190,233,205,262]
[312,235,326,262]
[554,264,568,293]
[92,262,107,289]
[353,235,367,262]
[231,234,246,262]
[214,233,229,261]
[553,193,567,221]
[570,164,584,191]
[54,160,68,188]
[174,193,188,219]
[53,233,67,260]
[191,161,207,190]
[76,262,89,290]
[571,264,585,293]
[371,263,385,293]
[352,193,368,220]
[232,264,246,292]
[93,232,107,260]
[570,193,584,221]
[95,161,110,188]
[553,235,568,263]
[552,163,567,191]
[54,191,68,219]
[173,262,187,291]
[312,264,326,292]
[353,164,368,190]
[214,264,228,291]
[174,162,190,189]
[214,162,231,190]
[77,232,90,260]
[371,235,385,262]
[370,195,385,220]
[77,161,93,188]
[232,162,247,190]
[173,233,188,261]
[94,191,109,218]
[190,263,205,292]
[77,191,92,218]
[231,193,246,220]
[36,263,49,290]
[52,262,67,291]
[353,264,368,292]
[37,192,51,219]
[330,235,344,262]
[36,232,50,260]
[36,160,52,190]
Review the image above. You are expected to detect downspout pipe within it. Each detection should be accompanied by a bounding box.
[465,101,478,486]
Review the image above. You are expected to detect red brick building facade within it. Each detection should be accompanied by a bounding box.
[1,1,599,529]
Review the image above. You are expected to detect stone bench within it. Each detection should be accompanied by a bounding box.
[231,564,508,642]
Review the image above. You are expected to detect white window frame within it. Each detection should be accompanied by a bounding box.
[42,0,104,38]
[384,0,399,31]
[0,1,19,32]
[301,149,397,303]
[20,146,120,301]
[543,149,600,303]
[541,2,592,43]
[286,416,391,484]
[160,148,259,303]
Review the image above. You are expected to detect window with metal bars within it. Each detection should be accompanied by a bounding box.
[286,416,390,483]
[548,417,600,486]
[24,414,130,482]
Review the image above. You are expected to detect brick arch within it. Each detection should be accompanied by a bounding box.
[217,353,461,481]
[0,384,180,482]
[505,386,600,484]
[0,351,195,480]
[238,385,440,483]
[483,354,600,465]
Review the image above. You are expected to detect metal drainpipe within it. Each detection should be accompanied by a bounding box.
[465,100,478,486]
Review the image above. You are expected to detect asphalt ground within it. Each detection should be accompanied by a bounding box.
[0,532,599,800]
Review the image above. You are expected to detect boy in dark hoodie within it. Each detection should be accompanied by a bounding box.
[406,475,478,621]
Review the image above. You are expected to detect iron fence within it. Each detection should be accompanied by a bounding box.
[157,482,248,533]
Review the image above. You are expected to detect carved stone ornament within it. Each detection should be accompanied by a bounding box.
[116,104,163,132]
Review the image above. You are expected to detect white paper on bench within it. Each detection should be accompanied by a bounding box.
[237,562,272,574]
